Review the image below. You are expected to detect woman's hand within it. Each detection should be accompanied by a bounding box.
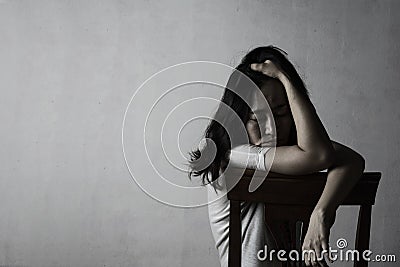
[302,209,336,267]
[250,59,283,79]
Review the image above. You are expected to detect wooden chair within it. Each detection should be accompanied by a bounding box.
[227,169,381,267]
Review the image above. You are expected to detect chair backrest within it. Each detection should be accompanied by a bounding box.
[227,170,381,267]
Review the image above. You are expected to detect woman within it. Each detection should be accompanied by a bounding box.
[188,45,365,267]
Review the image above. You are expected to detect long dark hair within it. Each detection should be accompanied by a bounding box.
[188,45,309,185]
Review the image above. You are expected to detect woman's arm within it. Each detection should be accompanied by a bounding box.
[251,61,365,266]
[313,141,365,215]
[302,141,365,266]
[250,61,335,174]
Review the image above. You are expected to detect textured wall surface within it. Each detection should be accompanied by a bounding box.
[0,1,399,266]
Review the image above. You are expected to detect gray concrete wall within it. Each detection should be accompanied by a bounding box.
[0,0,399,266]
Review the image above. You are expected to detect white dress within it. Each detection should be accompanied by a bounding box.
[206,144,281,267]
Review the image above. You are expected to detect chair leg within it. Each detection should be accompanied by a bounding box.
[229,200,241,267]
[354,205,372,267]
[300,221,309,267]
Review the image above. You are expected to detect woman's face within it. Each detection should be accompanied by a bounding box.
[246,79,294,147]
